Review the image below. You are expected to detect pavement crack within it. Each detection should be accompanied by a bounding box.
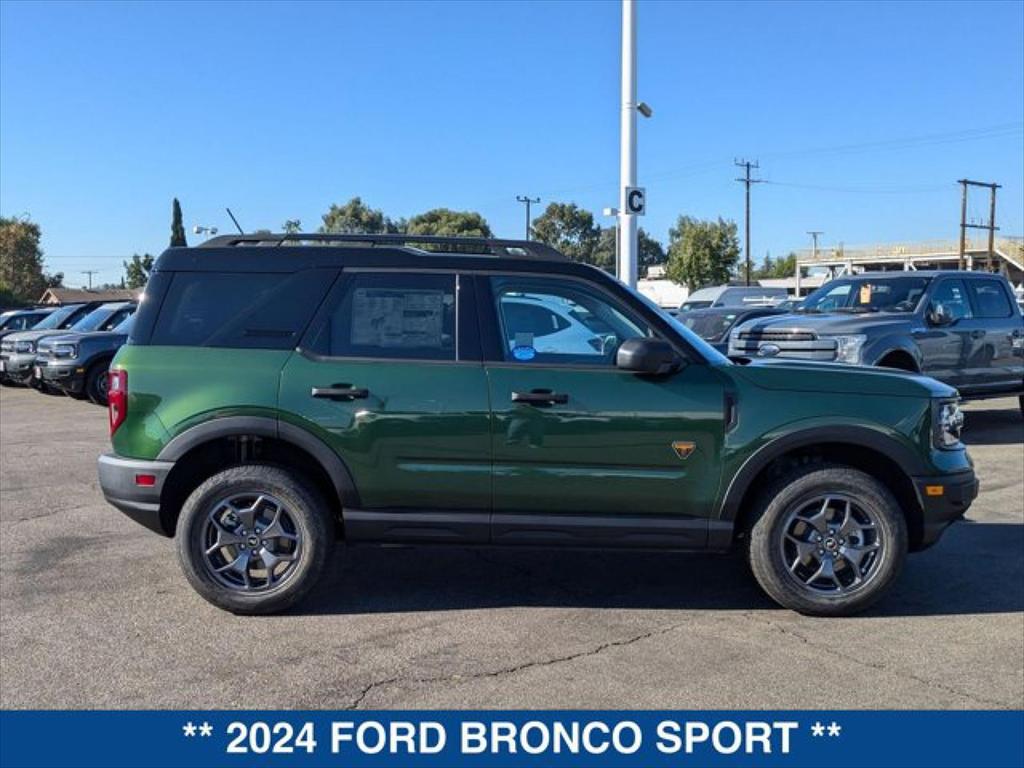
[746,613,1012,708]
[344,621,686,709]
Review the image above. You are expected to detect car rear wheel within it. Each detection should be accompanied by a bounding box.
[176,465,334,614]
[747,464,907,616]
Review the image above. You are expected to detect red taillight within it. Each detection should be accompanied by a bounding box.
[108,369,127,435]
[134,474,156,487]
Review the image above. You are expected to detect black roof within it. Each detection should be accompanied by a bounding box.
[155,233,599,277]
[836,270,1001,279]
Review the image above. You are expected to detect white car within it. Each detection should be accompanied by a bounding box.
[500,295,613,356]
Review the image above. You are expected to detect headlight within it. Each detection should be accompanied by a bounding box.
[53,344,77,358]
[822,334,867,364]
[14,340,35,354]
[933,400,964,449]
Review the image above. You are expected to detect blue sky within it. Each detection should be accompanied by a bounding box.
[2,0,1022,286]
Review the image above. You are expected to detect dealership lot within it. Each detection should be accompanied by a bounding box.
[0,386,1021,709]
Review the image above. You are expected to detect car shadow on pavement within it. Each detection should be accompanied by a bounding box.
[962,407,1024,446]
[297,521,1023,618]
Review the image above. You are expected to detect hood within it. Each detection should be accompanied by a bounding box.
[1,329,72,345]
[37,330,128,348]
[730,357,956,399]
[737,311,913,335]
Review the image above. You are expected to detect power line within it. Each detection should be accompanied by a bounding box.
[735,159,763,286]
[81,270,98,289]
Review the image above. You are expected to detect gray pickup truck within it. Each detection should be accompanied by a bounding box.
[729,270,1024,406]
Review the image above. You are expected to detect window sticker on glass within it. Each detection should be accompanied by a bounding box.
[351,288,445,349]
[859,284,872,304]
[512,332,536,361]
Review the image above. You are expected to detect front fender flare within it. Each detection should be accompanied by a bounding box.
[717,424,928,523]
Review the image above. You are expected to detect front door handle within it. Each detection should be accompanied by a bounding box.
[971,330,986,340]
[512,389,569,407]
[311,384,369,401]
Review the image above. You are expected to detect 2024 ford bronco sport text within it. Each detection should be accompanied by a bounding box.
[98,234,978,616]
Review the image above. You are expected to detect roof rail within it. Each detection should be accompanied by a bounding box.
[197,232,567,261]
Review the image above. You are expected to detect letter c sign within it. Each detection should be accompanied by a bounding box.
[625,187,646,215]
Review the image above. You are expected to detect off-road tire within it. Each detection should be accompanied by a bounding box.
[176,465,334,615]
[747,463,907,616]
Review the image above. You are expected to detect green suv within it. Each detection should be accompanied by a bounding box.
[97,234,978,616]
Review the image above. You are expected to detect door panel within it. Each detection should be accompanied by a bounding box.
[279,355,491,510]
[279,270,491,512]
[487,363,726,523]
[917,278,974,388]
[966,278,1024,391]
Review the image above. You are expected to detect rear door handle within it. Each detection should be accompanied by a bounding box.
[512,389,569,407]
[311,384,369,400]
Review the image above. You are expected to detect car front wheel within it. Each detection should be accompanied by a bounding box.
[176,465,334,614]
[747,464,907,616]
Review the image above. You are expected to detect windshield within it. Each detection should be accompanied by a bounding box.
[683,311,741,342]
[30,305,80,330]
[632,289,731,365]
[113,314,135,333]
[800,276,930,314]
[679,300,713,311]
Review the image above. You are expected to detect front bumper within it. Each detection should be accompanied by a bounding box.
[0,352,37,383]
[97,453,175,536]
[37,359,86,392]
[912,469,979,549]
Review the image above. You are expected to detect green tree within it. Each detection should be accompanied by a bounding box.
[405,208,492,238]
[0,216,63,303]
[170,198,188,247]
[530,203,600,265]
[123,253,155,289]
[665,216,740,290]
[752,251,797,280]
[282,219,302,234]
[320,197,394,234]
[592,227,667,275]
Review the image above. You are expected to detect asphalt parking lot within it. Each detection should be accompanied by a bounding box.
[0,386,1021,710]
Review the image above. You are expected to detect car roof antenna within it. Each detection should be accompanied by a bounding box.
[225,207,244,234]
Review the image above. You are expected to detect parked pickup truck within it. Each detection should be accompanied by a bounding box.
[729,271,1024,407]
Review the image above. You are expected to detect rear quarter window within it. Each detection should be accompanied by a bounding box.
[148,269,337,349]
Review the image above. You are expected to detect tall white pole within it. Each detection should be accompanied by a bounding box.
[618,0,638,288]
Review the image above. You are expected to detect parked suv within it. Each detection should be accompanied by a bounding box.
[0,307,55,341]
[0,302,104,384]
[728,271,1024,406]
[98,234,977,616]
[36,313,136,405]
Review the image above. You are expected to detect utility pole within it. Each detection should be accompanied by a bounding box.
[735,159,762,286]
[81,270,98,289]
[802,231,824,298]
[957,179,1000,271]
[618,0,639,289]
[516,195,540,241]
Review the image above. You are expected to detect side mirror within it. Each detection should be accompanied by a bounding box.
[927,303,954,326]
[616,338,681,375]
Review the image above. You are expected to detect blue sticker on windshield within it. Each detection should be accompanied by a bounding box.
[512,345,536,361]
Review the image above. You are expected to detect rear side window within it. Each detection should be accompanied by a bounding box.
[150,270,336,348]
[969,279,1013,319]
[306,272,457,360]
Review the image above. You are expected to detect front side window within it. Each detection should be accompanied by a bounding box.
[930,280,972,322]
[307,272,457,361]
[969,279,1013,319]
[490,276,648,365]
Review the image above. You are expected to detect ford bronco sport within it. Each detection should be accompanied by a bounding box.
[98,234,978,616]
